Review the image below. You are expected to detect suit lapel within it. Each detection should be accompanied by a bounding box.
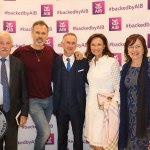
[57,56,63,89]
[74,58,78,82]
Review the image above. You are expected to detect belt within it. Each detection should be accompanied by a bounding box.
[0,105,3,109]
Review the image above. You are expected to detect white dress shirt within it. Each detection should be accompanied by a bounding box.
[63,54,75,69]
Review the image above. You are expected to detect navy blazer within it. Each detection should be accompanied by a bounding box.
[52,55,89,116]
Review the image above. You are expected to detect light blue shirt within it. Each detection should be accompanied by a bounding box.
[0,55,10,105]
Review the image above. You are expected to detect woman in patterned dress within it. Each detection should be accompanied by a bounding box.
[119,34,150,150]
[84,33,120,150]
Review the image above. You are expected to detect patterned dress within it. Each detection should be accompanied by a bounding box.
[125,67,150,150]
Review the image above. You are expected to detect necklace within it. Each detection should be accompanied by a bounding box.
[33,50,43,62]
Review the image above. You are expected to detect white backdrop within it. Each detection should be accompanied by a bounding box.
[1,0,150,149]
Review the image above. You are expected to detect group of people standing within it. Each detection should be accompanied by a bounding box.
[0,20,149,150]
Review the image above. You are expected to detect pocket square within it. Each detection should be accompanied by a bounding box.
[78,69,84,72]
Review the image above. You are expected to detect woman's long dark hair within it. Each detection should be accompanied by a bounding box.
[85,33,114,62]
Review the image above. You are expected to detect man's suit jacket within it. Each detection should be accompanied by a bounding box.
[53,55,89,116]
[9,55,28,119]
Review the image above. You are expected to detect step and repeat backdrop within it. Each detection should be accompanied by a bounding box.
[0,0,150,149]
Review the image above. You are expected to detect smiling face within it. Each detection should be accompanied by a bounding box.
[128,39,144,61]
[61,34,77,57]
[90,37,105,60]
[0,31,12,57]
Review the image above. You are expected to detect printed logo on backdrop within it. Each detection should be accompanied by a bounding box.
[3,21,16,33]
[41,5,53,17]
[57,20,69,33]
[148,0,150,9]
[92,1,105,14]
[113,53,122,66]
[109,17,122,31]
[46,133,54,145]
[147,34,150,48]
[45,37,53,48]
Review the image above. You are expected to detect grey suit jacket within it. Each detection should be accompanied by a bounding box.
[9,55,28,118]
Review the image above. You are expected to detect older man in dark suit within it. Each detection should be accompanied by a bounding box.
[0,31,28,150]
[53,33,89,150]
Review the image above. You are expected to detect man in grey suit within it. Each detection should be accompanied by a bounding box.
[0,31,28,150]
[53,33,89,150]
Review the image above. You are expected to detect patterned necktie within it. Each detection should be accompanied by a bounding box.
[66,58,71,72]
[1,58,10,112]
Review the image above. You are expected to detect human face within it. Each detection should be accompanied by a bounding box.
[128,39,144,61]
[0,33,12,57]
[31,25,48,49]
[62,35,77,57]
[90,37,105,60]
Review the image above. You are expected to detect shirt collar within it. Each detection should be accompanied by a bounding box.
[0,55,10,61]
[63,54,75,62]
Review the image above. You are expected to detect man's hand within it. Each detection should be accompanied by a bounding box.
[75,51,83,60]
[19,116,28,127]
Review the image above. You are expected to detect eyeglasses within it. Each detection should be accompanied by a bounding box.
[128,45,142,50]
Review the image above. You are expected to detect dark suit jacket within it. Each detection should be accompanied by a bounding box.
[53,55,89,116]
[9,55,28,119]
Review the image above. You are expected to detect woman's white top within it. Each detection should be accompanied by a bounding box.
[84,55,120,147]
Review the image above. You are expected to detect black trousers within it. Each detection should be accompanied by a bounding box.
[56,105,84,150]
[0,110,18,150]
